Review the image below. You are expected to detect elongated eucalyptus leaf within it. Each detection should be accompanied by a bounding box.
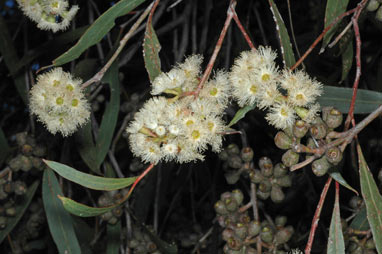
[319,86,382,114]
[42,169,81,254]
[357,144,382,253]
[349,206,370,231]
[143,11,161,82]
[228,104,256,127]
[107,222,121,254]
[321,0,350,51]
[268,0,296,68]
[0,181,39,244]
[44,160,137,191]
[327,184,345,254]
[53,0,146,66]
[0,16,28,104]
[328,169,358,195]
[58,196,119,217]
[76,122,100,174]
[0,128,9,166]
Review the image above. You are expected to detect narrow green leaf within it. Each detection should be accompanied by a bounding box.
[53,0,146,66]
[95,62,120,167]
[318,86,382,114]
[0,15,28,104]
[328,169,358,195]
[349,206,370,231]
[357,144,382,254]
[58,196,118,217]
[327,185,345,254]
[42,169,81,254]
[107,221,121,254]
[143,16,162,82]
[0,128,10,166]
[340,40,353,82]
[44,160,137,191]
[0,181,39,244]
[321,0,350,51]
[268,0,296,68]
[76,122,100,174]
[228,104,256,127]
[72,217,94,254]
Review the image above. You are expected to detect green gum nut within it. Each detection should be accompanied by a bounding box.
[325,146,343,165]
[248,221,261,237]
[214,200,229,215]
[257,189,270,200]
[240,147,254,162]
[228,155,243,169]
[249,169,263,184]
[367,0,380,12]
[274,131,292,150]
[259,157,273,177]
[225,198,239,212]
[260,226,274,243]
[275,225,294,244]
[238,213,251,224]
[227,144,240,155]
[273,163,288,177]
[275,175,292,188]
[282,149,300,167]
[259,179,272,193]
[271,185,285,203]
[233,223,248,239]
[222,228,234,241]
[323,107,343,129]
[219,150,229,161]
[275,215,287,228]
[231,189,244,205]
[312,156,331,176]
[293,120,309,138]
[224,171,241,185]
[227,236,243,251]
[310,121,328,140]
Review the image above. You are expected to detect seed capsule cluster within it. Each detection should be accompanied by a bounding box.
[367,0,382,21]
[97,190,127,225]
[274,107,344,176]
[127,225,161,254]
[214,190,294,253]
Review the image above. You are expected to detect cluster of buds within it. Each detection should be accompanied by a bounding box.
[230,46,323,130]
[0,180,27,229]
[367,0,382,21]
[29,68,90,137]
[126,56,230,164]
[127,225,161,254]
[16,0,79,32]
[97,190,126,225]
[7,132,46,173]
[250,158,292,203]
[214,190,294,253]
[274,107,344,176]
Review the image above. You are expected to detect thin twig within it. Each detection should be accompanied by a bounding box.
[81,2,155,89]
[231,7,255,50]
[328,20,353,49]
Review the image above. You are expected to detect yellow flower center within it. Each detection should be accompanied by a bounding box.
[53,80,60,87]
[71,99,79,107]
[296,94,304,100]
[66,85,74,91]
[210,88,218,96]
[186,120,194,126]
[56,97,64,105]
[250,85,258,94]
[59,117,64,124]
[191,130,200,140]
[262,73,270,81]
[207,122,215,131]
[280,108,288,116]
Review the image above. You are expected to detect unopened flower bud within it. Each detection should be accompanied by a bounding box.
[13,181,27,195]
[275,216,287,228]
[257,190,270,200]
[349,196,363,210]
[240,147,254,162]
[271,185,285,203]
[227,236,243,251]
[275,225,294,244]
[310,121,328,140]
[15,132,28,146]
[367,0,380,11]
[227,144,240,155]
[274,131,292,150]
[225,198,239,212]
[323,107,343,129]
[273,163,288,177]
[259,157,273,177]
[249,169,263,184]
[214,200,229,215]
[325,146,343,165]
[275,175,292,188]
[248,221,261,236]
[20,155,33,172]
[33,144,47,157]
[219,150,229,161]
[312,157,331,176]
[260,226,274,243]
[234,223,247,239]
[282,149,299,167]
[238,213,251,224]
[293,120,309,138]
[231,189,244,205]
[228,155,243,169]
[259,179,272,193]
[22,144,33,155]
[222,228,235,241]
[6,207,16,217]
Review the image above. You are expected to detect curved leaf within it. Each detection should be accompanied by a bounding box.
[357,144,382,254]
[268,0,296,68]
[321,0,350,51]
[143,12,162,82]
[107,222,121,254]
[228,104,256,127]
[53,0,146,66]
[44,160,137,191]
[319,86,382,114]
[58,195,119,217]
[328,168,358,195]
[42,169,81,254]
[0,181,39,244]
[327,184,345,254]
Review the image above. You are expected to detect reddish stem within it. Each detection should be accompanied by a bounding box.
[305,176,332,254]
[126,163,155,198]
[194,1,236,97]
[231,7,255,50]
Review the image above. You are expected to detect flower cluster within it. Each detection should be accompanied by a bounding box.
[29,68,90,137]
[16,0,79,32]
[230,46,323,130]
[126,56,230,164]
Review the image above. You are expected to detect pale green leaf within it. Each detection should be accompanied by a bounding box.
[228,104,256,127]
[327,184,345,254]
[328,168,358,195]
[58,196,118,217]
[143,16,161,82]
